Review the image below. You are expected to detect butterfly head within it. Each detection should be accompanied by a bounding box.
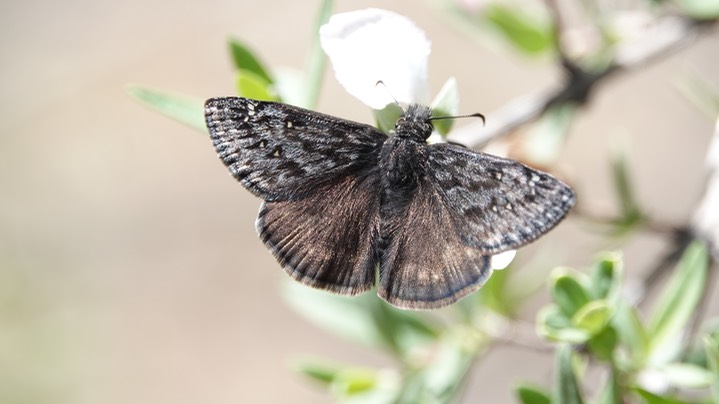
[394,104,434,142]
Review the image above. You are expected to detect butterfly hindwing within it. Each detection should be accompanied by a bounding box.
[426,143,576,255]
[257,172,381,294]
[378,173,493,309]
[205,97,386,201]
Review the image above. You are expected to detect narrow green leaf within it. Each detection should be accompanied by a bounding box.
[612,302,649,364]
[587,325,618,362]
[125,85,206,132]
[552,269,592,318]
[430,77,460,136]
[484,4,553,55]
[537,305,590,343]
[515,384,551,404]
[234,69,278,101]
[294,357,341,385]
[374,103,404,134]
[302,0,333,109]
[572,300,613,336]
[590,252,622,300]
[656,362,713,388]
[596,359,622,404]
[632,387,687,404]
[676,0,719,19]
[522,104,576,166]
[703,334,719,403]
[609,139,645,232]
[554,345,584,404]
[648,241,709,364]
[282,280,439,356]
[228,38,274,84]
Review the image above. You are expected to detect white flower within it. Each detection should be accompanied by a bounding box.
[320,8,431,109]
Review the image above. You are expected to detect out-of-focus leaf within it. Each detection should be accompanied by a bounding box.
[303,0,333,109]
[374,103,404,135]
[609,140,645,234]
[551,269,591,318]
[648,242,708,364]
[282,281,439,356]
[655,363,713,388]
[273,67,307,107]
[484,4,553,55]
[538,306,590,343]
[596,360,622,404]
[234,69,279,101]
[522,104,576,166]
[125,85,206,132]
[430,77,460,136]
[412,336,474,402]
[676,0,719,19]
[587,325,619,362]
[590,252,622,301]
[554,344,584,404]
[572,300,612,336]
[613,302,649,364]
[633,387,689,404]
[228,38,274,84]
[515,384,551,404]
[704,334,719,403]
[295,357,342,385]
[675,72,719,120]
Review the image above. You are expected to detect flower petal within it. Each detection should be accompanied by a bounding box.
[320,8,431,109]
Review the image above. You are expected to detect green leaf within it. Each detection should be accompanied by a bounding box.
[703,334,719,403]
[282,280,439,356]
[632,387,688,404]
[587,325,619,362]
[572,300,613,336]
[551,268,591,318]
[537,306,591,343]
[125,85,206,132]
[612,302,649,365]
[609,139,645,233]
[596,359,622,404]
[656,363,713,388]
[590,252,622,300]
[675,72,719,120]
[515,384,551,404]
[554,345,584,404]
[675,0,719,19]
[522,104,576,166]
[430,77,460,136]
[483,4,553,55]
[302,0,333,109]
[294,357,342,385]
[648,241,709,364]
[234,69,278,101]
[228,38,274,84]
[374,103,404,135]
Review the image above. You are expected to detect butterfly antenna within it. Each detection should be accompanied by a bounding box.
[375,80,405,113]
[430,112,485,126]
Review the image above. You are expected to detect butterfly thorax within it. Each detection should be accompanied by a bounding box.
[393,104,434,143]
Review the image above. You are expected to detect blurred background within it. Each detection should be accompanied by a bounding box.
[1,0,718,403]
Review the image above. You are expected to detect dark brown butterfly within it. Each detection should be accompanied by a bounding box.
[205,97,575,310]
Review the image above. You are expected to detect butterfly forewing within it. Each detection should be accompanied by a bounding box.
[426,143,576,255]
[205,97,386,201]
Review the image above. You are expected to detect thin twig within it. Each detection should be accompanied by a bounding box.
[448,16,711,149]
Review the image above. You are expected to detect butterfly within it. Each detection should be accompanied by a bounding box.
[204,97,575,310]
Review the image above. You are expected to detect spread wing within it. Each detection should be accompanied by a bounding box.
[205,97,386,294]
[425,143,575,255]
[205,97,386,201]
[378,141,575,309]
